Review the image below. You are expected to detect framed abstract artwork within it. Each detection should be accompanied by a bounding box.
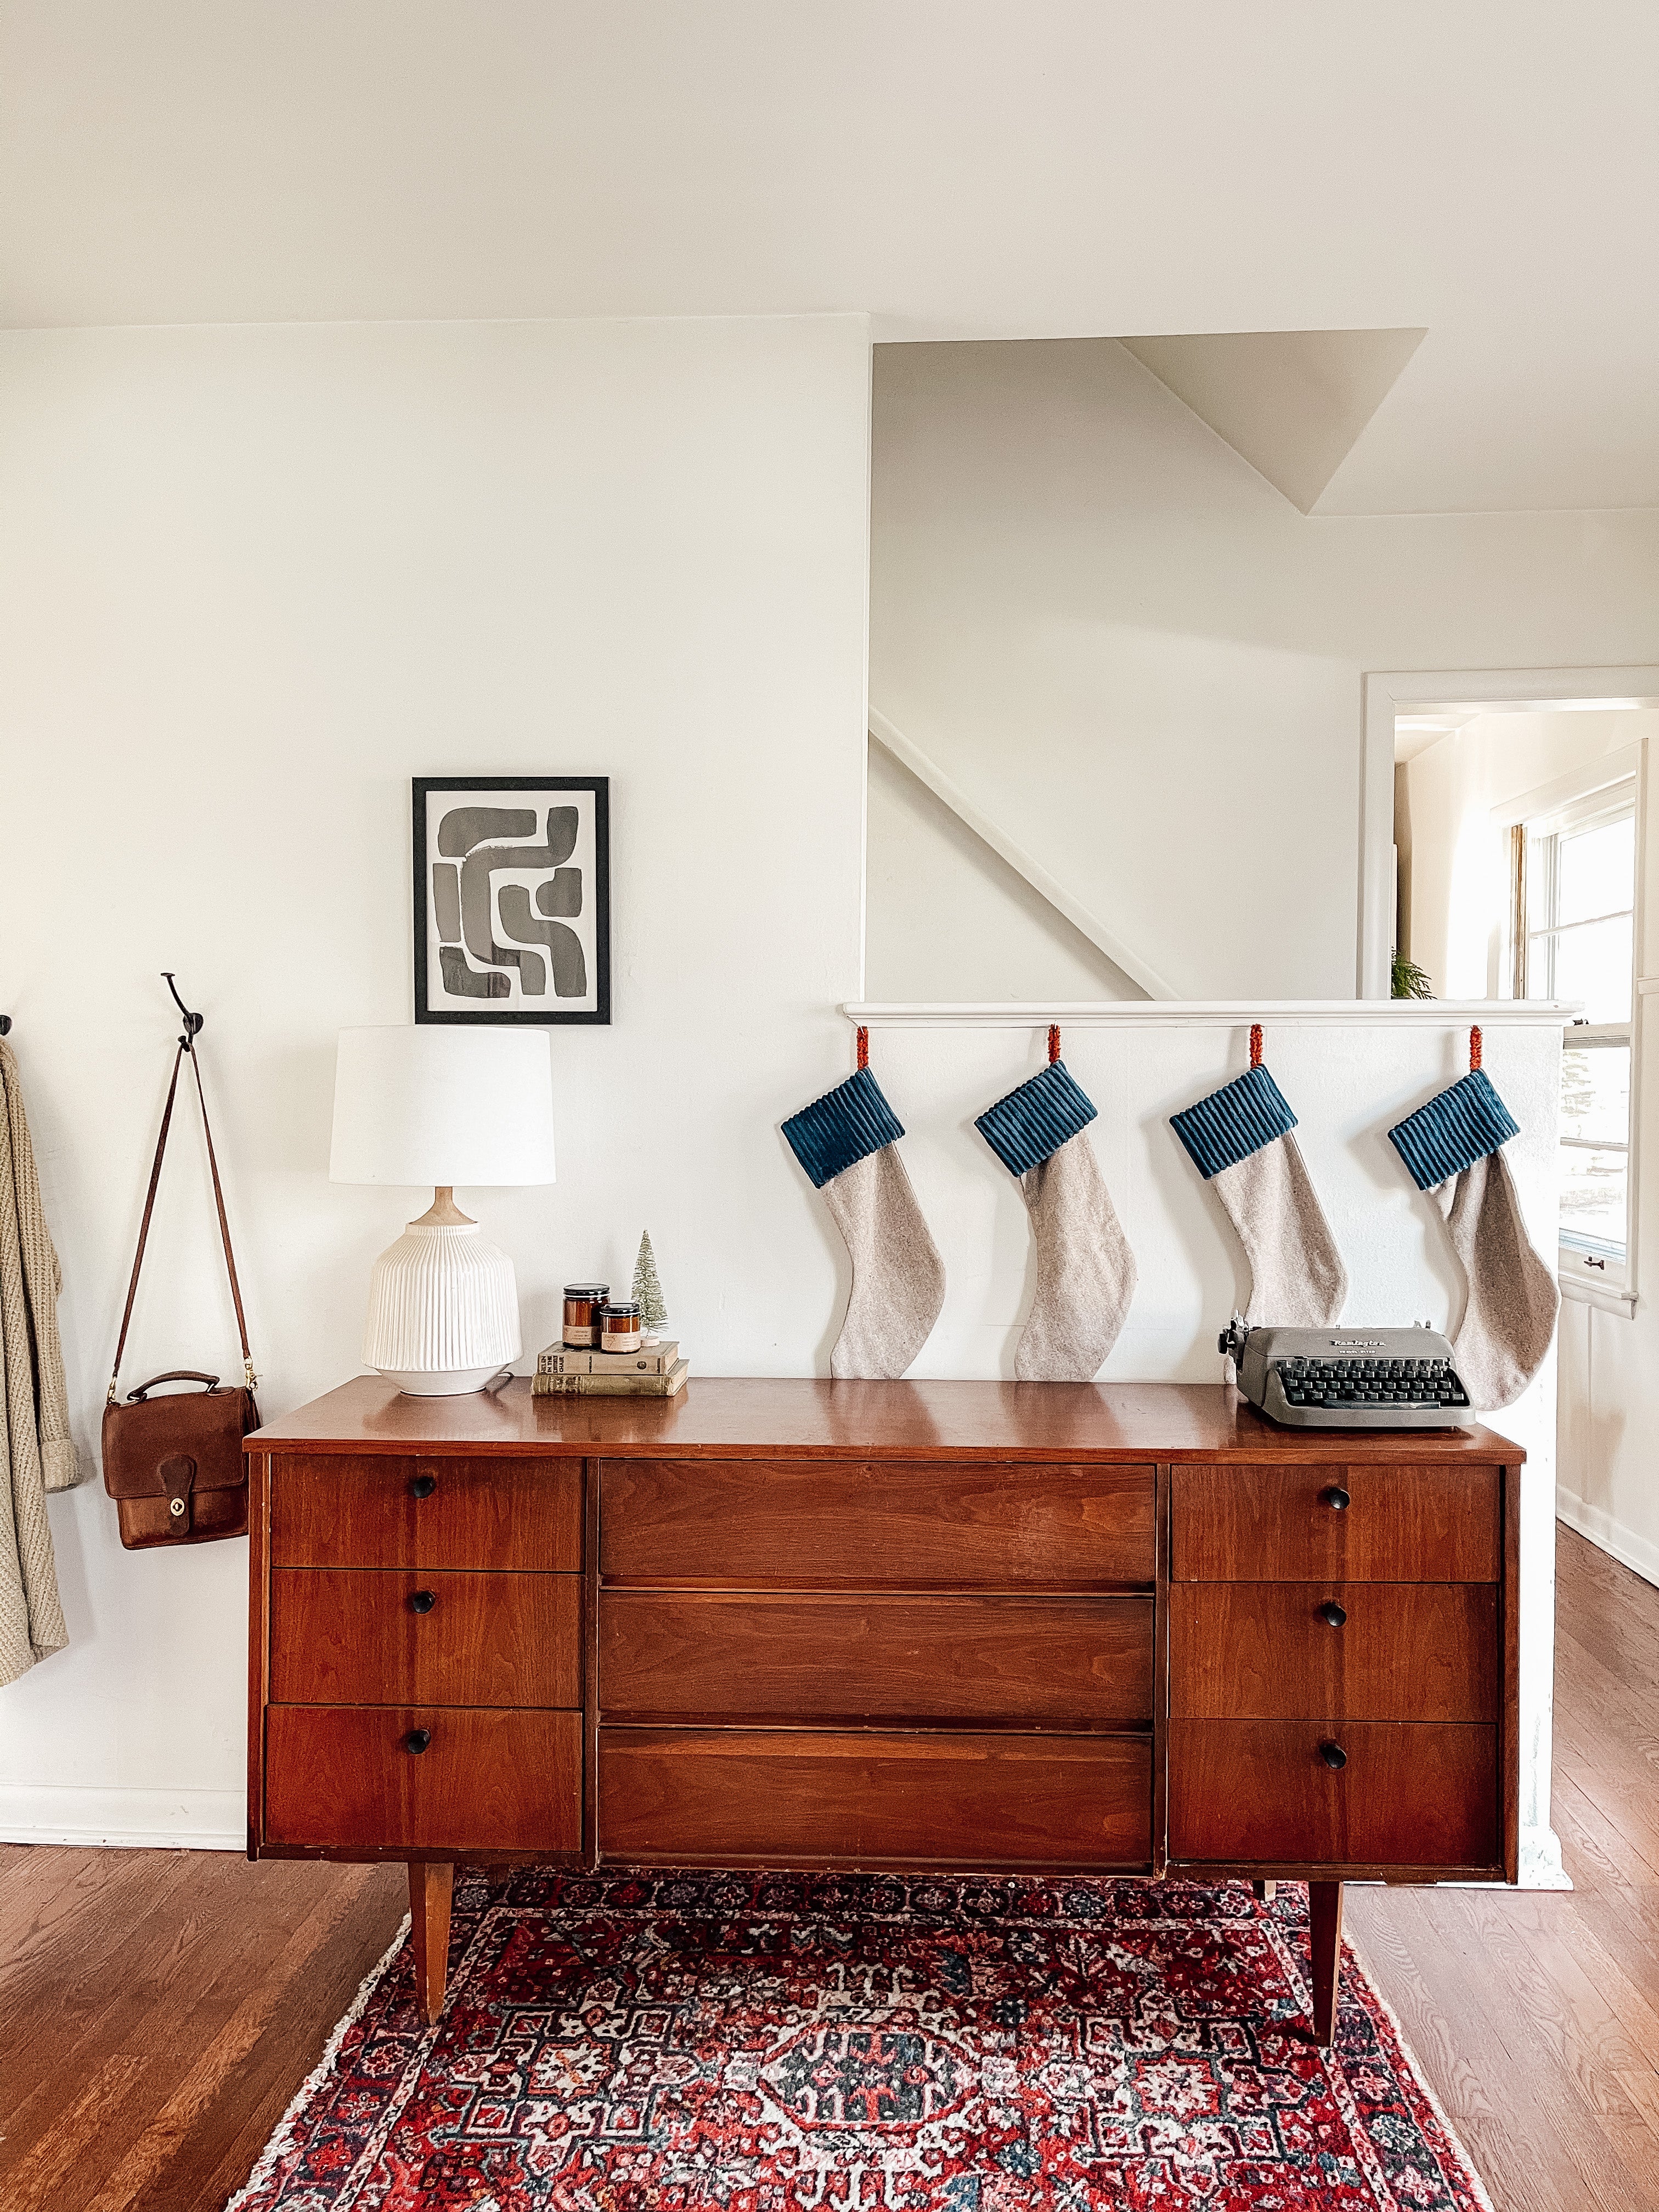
[413,776,611,1024]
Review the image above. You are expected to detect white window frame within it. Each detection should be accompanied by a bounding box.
[1497,756,1644,1316]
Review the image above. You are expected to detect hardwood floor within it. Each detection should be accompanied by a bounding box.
[1348,1526,1659,2212]
[0,1523,1654,2209]
[0,1848,406,2211]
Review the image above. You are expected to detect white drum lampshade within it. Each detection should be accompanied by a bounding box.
[330,1027,557,1395]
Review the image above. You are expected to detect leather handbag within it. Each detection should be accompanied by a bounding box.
[102,1038,259,1549]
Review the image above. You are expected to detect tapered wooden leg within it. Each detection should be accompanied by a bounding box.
[1252,1880,1277,1903]
[483,1862,510,1890]
[408,1861,454,2026]
[1308,1880,1344,2047]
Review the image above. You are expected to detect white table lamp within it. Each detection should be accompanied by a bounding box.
[330,1026,557,1395]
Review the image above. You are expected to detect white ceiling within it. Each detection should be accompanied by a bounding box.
[4,1,1656,515]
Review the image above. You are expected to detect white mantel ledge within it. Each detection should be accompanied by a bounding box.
[842,999,1583,1031]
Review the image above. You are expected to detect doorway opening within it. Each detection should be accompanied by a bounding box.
[1363,667,1659,1585]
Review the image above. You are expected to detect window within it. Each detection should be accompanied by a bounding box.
[1514,781,1637,1291]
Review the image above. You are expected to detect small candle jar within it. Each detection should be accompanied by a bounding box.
[563,1284,610,1349]
[600,1300,642,1354]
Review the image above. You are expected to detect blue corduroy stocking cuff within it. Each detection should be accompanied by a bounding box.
[975,1060,1098,1177]
[782,1065,905,1189]
[1389,1069,1520,1191]
[1170,1063,1297,1180]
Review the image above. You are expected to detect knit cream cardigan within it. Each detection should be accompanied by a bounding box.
[0,1040,81,1689]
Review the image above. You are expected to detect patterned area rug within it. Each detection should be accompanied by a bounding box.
[229,1868,1492,2211]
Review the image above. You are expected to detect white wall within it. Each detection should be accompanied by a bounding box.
[868,339,1659,1001]
[0,313,1595,1878]
[850,1006,1567,1886]
[0,313,872,1847]
[865,740,1137,1001]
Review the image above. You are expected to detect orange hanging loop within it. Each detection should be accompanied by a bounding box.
[856,1025,870,1071]
[1469,1024,1482,1073]
[1249,1023,1264,1069]
[1047,1023,1061,1066]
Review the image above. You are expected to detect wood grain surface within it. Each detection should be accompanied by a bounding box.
[0,1849,408,2212]
[1502,1462,1522,1883]
[599,1457,1156,1589]
[1308,1880,1345,2047]
[246,1452,272,1855]
[1169,1582,1499,1722]
[598,1727,1153,1867]
[407,1861,453,2028]
[269,1452,582,1571]
[1171,1462,1502,1582]
[1,1530,1653,2212]
[1345,1527,1659,2211]
[269,1569,582,1708]
[248,1374,1523,1465]
[1168,1717,1499,1869]
[599,1591,1153,1725]
[264,1707,582,1853]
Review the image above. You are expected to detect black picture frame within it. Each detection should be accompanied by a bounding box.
[413,775,612,1025]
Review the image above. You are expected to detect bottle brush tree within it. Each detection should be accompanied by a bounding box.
[632,1231,669,1336]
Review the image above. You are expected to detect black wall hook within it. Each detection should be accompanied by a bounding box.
[162,972,204,1050]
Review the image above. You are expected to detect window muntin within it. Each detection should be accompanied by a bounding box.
[1523,804,1635,1014]
[1516,781,1637,1285]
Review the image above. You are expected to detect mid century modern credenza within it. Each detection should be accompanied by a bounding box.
[245,1376,1521,2044]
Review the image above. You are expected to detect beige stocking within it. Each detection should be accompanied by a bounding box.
[1437,1150,1559,1410]
[821,1144,946,1380]
[1015,1133,1138,1381]
[1211,1134,1348,1327]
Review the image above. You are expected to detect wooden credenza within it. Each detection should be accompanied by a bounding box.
[246,1377,1521,2042]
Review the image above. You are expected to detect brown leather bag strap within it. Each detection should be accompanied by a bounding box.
[110,1044,187,1401]
[109,1042,256,1401]
[185,1045,255,1386]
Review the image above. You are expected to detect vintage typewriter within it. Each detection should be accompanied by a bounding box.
[1219,1318,1474,1430]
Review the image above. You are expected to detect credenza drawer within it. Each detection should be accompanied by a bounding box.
[599,1729,1152,1867]
[1170,1582,1498,1722]
[269,1454,582,1571]
[600,1592,1152,1725]
[264,1707,582,1852]
[600,1459,1156,1589]
[1171,1464,1499,1583]
[270,1570,582,1707]
[1167,1719,1498,1869]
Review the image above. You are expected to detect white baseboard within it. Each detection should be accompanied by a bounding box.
[1517,1823,1572,1891]
[0,1784,246,1851]
[1557,1490,1659,1590]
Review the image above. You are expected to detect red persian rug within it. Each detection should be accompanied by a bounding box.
[229,1867,1492,2212]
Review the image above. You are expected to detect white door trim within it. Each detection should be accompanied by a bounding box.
[1358,666,1659,999]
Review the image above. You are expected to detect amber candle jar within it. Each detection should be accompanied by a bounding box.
[563,1284,610,1349]
[600,1300,642,1353]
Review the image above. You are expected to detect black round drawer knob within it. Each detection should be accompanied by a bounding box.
[1318,1600,1347,1628]
[1320,1485,1351,1512]
[410,1474,437,1499]
[1319,1740,1347,1770]
[403,1728,432,1754]
[409,1589,437,1615]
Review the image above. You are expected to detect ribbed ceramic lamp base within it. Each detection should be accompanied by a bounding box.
[361,1222,522,1397]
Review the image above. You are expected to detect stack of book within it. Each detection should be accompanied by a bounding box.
[532,1338,689,1398]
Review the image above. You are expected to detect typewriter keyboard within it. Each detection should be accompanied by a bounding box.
[1273,1356,1470,1410]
